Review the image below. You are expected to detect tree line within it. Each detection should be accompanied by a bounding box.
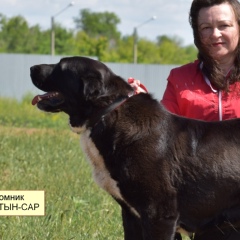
[0,9,197,64]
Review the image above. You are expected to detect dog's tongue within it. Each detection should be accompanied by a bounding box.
[32,95,42,105]
[31,92,60,105]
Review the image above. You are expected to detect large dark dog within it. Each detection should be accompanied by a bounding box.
[30,56,240,240]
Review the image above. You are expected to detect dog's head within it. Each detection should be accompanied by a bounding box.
[31,56,133,131]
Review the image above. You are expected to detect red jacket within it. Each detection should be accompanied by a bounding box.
[161,60,240,121]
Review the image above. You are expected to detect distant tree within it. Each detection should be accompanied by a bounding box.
[184,45,198,61]
[53,23,75,55]
[157,35,197,64]
[0,14,8,51]
[73,31,108,61]
[74,9,121,40]
[0,15,30,53]
[157,35,183,46]
[0,14,75,55]
[137,38,160,64]
[0,12,197,64]
[0,14,49,54]
[114,36,134,63]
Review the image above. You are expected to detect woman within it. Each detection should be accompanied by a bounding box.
[130,0,240,239]
[161,0,240,121]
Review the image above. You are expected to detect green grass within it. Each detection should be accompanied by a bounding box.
[0,94,68,129]
[0,96,190,239]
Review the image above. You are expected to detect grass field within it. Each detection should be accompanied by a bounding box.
[0,96,190,240]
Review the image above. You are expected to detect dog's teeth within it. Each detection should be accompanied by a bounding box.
[32,92,61,106]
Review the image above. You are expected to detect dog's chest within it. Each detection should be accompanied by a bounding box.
[80,130,140,218]
[80,130,123,199]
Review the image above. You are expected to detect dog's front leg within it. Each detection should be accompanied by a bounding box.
[121,207,144,240]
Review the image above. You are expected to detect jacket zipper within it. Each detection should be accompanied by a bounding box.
[200,62,222,121]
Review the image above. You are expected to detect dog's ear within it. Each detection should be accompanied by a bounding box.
[82,71,106,101]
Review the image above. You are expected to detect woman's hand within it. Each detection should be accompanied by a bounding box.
[128,77,148,94]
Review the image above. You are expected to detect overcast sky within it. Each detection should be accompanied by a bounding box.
[1,0,194,46]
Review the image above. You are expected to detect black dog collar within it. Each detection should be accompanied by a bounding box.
[87,93,133,129]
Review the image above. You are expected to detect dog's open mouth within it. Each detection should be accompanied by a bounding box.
[32,92,65,110]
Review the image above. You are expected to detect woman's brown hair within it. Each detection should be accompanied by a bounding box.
[189,0,240,90]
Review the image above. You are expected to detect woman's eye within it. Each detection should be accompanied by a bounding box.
[221,24,229,28]
[201,26,210,30]
[201,27,210,32]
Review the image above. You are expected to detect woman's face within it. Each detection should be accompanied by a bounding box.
[198,3,239,63]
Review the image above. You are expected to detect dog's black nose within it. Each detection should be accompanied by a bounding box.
[30,65,38,74]
[30,66,34,72]
[30,65,43,87]
[30,66,36,77]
